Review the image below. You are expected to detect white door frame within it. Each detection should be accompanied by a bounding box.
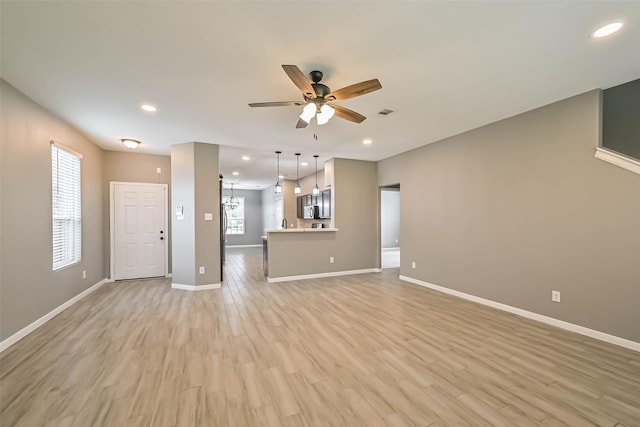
[110,181,169,281]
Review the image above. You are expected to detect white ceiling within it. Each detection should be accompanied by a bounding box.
[2,1,639,189]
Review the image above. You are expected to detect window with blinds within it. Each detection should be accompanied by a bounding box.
[51,143,81,270]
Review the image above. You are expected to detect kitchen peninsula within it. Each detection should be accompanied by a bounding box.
[262,159,379,282]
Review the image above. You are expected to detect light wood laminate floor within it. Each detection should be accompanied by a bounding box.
[1,247,639,426]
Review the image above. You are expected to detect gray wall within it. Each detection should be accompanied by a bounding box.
[378,90,640,342]
[268,159,378,278]
[170,142,221,286]
[261,180,297,233]
[103,151,172,275]
[603,78,640,159]
[1,79,105,341]
[222,188,262,245]
[381,189,400,248]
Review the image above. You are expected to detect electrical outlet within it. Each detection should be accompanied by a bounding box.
[156,167,162,174]
[82,270,86,279]
[329,257,334,264]
[552,290,561,302]
[411,261,416,269]
[199,266,205,274]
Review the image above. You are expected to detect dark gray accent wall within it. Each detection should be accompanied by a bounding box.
[378,90,640,342]
[222,188,263,245]
[603,78,640,160]
[381,189,400,249]
[1,79,105,341]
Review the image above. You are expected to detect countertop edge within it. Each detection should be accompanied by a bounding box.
[266,228,339,233]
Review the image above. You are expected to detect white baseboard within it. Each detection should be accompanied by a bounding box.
[594,147,640,175]
[0,278,109,353]
[226,244,262,248]
[268,268,382,283]
[171,282,221,291]
[399,275,640,353]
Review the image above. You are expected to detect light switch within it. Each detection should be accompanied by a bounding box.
[204,213,213,221]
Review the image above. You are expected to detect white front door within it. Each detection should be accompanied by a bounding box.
[113,183,166,280]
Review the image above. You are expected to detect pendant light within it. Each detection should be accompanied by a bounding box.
[294,153,301,194]
[312,155,320,195]
[274,151,282,194]
[226,183,240,210]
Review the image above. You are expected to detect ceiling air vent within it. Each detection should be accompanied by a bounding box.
[378,109,394,116]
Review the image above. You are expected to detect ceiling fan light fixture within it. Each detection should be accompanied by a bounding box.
[299,103,316,123]
[316,104,335,125]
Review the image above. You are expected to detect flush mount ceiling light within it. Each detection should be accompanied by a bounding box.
[121,138,141,149]
[301,162,308,167]
[241,156,250,161]
[232,171,239,176]
[363,139,372,145]
[591,22,623,38]
[274,151,282,194]
[294,153,302,195]
[225,183,240,210]
[141,104,157,112]
[312,155,320,196]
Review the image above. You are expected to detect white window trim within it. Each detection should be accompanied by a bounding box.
[51,140,82,271]
[225,196,245,236]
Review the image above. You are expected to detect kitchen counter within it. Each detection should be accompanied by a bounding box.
[266,228,339,233]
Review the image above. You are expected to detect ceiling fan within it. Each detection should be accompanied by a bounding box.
[249,65,382,128]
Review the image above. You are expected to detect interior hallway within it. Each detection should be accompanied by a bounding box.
[1,247,639,426]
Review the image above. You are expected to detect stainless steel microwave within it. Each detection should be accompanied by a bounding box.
[304,205,320,219]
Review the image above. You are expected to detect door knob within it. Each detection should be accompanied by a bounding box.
[160,237,164,240]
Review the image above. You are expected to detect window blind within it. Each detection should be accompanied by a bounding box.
[51,143,81,270]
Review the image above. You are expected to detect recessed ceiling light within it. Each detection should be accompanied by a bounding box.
[363,139,372,145]
[232,171,239,176]
[141,104,157,112]
[241,156,250,161]
[301,162,308,166]
[591,22,623,38]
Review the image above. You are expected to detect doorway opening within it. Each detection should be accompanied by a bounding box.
[380,184,400,270]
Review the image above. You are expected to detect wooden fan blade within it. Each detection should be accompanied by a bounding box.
[248,101,303,107]
[282,65,316,98]
[326,79,382,101]
[331,104,366,123]
[296,118,309,129]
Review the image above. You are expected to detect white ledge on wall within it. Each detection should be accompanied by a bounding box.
[594,147,640,175]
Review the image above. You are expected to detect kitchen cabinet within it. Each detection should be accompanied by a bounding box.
[296,196,304,219]
[296,190,331,219]
[321,190,331,218]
